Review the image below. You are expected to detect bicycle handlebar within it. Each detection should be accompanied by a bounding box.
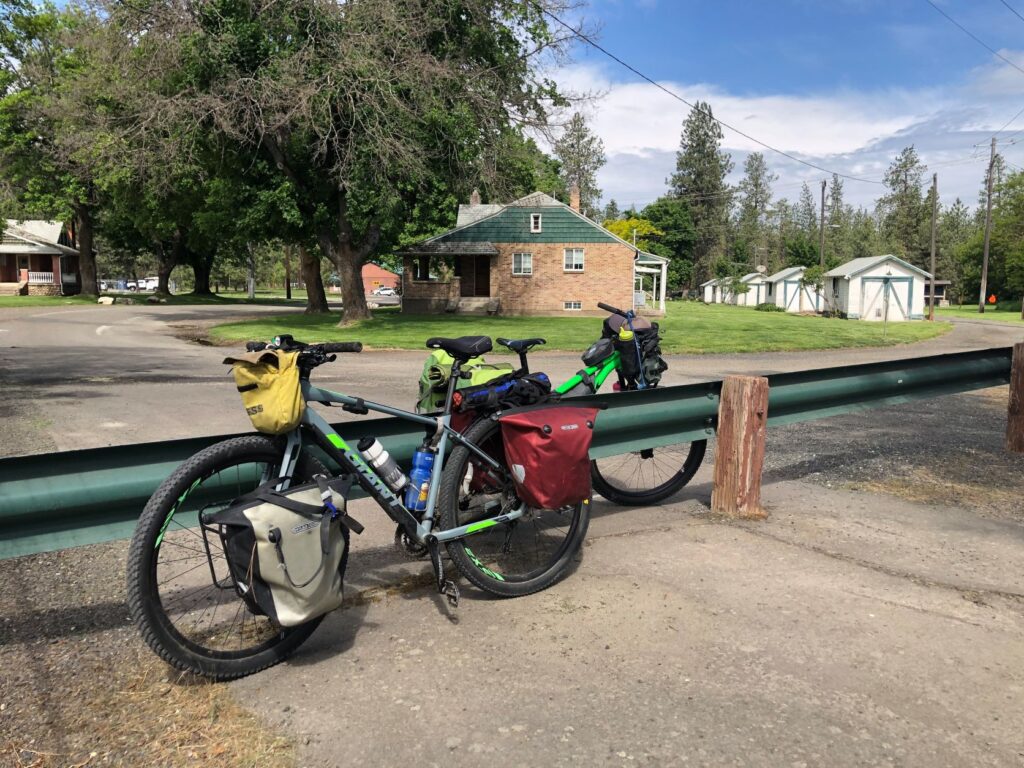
[244,338,363,354]
[597,301,629,317]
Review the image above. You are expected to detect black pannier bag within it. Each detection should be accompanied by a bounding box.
[498,404,599,510]
[452,371,554,413]
[202,475,362,627]
[601,314,667,389]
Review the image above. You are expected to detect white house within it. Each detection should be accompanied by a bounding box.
[701,278,719,303]
[731,272,768,306]
[765,266,823,313]
[823,255,930,321]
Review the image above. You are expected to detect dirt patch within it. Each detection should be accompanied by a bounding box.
[844,465,1024,512]
[0,543,293,768]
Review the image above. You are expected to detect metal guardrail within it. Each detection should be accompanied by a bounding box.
[0,346,1013,559]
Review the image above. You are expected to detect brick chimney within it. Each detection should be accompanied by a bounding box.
[569,184,580,212]
[469,188,481,206]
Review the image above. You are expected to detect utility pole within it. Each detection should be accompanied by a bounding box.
[818,179,827,269]
[928,173,938,321]
[979,137,996,314]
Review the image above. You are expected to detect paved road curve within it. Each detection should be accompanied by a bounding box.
[0,303,1020,455]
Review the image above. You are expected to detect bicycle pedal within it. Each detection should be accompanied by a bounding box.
[442,580,460,608]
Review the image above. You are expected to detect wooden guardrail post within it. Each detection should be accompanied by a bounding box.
[1007,342,1024,453]
[711,375,769,519]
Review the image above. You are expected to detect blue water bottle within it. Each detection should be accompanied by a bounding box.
[404,448,436,512]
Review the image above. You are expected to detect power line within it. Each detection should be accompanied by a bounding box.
[923,0,1024,78]
[535,3,884,185]
[998,0,1024,25]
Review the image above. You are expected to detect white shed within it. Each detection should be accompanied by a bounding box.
[700,278,719,303]
[732,272,768,306]
[765,266,822,313]
[823,255,930,321]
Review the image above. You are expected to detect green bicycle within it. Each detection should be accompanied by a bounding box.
[448,301,707,506]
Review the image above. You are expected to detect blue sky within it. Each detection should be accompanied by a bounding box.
[555,0,1024,210]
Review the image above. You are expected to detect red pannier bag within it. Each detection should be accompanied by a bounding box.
[498,405,599,510]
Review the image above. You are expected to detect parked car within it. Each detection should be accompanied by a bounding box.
[372,286,397,296]
[138,277,159,291]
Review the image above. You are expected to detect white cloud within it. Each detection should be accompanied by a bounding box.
[546,56,1024,210]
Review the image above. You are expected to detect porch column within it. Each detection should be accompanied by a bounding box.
[659,262,667,312]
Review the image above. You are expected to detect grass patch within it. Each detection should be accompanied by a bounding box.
[936,302,1024,324]
[209,301,951,354]
[0,295,98,307]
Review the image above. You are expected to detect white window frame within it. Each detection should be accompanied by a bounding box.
[563,247,585,272]
[512,252,533,276]
[530,213,542,233]
[563,300,582,311]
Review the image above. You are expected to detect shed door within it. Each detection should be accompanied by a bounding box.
[861,278,911,321]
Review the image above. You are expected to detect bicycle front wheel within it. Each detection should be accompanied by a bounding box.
[590,439,707,506]
[126,435,328,680]
[437,417,590,598]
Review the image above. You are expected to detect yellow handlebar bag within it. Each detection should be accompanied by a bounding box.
[223,349,305,434]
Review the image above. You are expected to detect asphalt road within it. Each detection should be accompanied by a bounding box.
[0,303,1020,455]
[2,304,1023,766]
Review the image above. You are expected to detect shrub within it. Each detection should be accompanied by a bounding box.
[755,302,786,312]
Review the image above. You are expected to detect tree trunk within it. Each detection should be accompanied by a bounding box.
[191,252,214,295]
[283,245,293,300]
[74,205,98,296]
[299,244,329,314]
[335,246,369,323]
[156,235,182,295]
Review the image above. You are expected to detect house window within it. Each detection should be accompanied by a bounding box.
[512,252,533,276]
[563,248,585,272]
[563,300,582,311]
[832,278,839,293]
[530,213,542,233]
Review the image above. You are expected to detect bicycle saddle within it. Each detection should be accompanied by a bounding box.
[496,337,546,353]
[425,335,493,359]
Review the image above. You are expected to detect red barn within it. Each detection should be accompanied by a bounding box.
[362,263,399,294]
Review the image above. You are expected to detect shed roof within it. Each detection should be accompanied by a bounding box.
[740,272,766,283]
[825,254,931,280]
[766,266,804,283]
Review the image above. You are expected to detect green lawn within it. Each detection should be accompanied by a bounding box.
[0,291,310,308]
[209,301,951,355]
[0,294,99,307]
[936,302,1024,324]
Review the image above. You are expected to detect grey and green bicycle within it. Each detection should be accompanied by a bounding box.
[127,335,591,680]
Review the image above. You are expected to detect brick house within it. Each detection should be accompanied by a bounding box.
[400,191,668,316]
[0,220,82,296]
[361,263,399,294]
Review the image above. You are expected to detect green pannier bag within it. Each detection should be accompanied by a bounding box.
[224,349,305,434]
[204,476,362,627]
[415,349,514,412]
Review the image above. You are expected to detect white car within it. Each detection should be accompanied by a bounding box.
[373,286,397,296]
[139,277,160,291]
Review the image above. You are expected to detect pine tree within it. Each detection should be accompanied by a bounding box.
[553,112,606,218]
[669,101,732,285]
[797,182,818,239]
[877,146,928,265]
[602,198,620,222]
[735,152,776,270]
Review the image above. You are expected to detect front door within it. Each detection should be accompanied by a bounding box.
[474,257,490,297]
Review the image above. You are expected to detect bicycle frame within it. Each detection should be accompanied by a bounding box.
[275,374,525,547]
[555,349,622,396]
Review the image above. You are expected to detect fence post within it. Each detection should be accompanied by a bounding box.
[1007,342,1024,453]
[711,375,769,519]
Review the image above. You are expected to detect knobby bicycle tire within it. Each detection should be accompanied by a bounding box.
[126,435,328,680]
[437,417,590,598]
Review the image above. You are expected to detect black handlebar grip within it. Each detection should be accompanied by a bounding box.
[245,341,268,352]
[597,302,626,317]
[321,342,363,353]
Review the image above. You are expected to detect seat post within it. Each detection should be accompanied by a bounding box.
[443,357,464,414]
[517,350,530,374]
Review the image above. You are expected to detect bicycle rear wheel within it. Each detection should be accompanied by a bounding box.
[437,417,590,598]
[126,435,328,680]
[590,439,707,506]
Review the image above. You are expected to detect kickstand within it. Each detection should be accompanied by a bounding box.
[427,537,460,609]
